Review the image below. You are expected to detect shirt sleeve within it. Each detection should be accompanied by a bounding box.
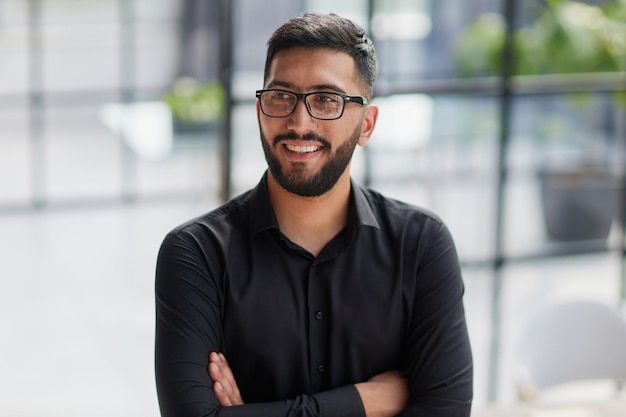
[398,218,474,417]
[154,229,366,417]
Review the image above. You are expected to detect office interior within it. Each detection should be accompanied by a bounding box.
[0,0,625,416]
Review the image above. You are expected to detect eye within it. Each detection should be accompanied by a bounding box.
[313,93,341,104]
[269,91,293,101]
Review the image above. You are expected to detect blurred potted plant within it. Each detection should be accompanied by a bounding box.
[454,0,626,241]
[162,77,225,133]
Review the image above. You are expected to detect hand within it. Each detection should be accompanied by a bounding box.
[355,370,409,417]
[208,352,244,406]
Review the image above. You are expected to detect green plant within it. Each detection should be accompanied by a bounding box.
[162,77,225,125]
[453,0,626,146]
[454,0,626,77]
[454,1,626,242]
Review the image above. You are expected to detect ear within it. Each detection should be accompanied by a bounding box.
[256,99,262,122]
[357,104,378,147]
[256,99,266,131]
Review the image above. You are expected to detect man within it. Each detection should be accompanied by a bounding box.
[155,12,473,417]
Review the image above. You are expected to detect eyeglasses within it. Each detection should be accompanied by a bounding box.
[255,89,368,120]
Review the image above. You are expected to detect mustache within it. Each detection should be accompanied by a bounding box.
[273,132,331,148]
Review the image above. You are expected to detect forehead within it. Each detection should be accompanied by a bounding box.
[265,47,359,93]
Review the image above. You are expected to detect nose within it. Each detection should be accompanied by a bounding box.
[286,98,317,131]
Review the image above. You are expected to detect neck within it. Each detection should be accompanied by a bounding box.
[267,171,351,257]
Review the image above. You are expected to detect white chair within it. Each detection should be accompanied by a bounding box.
[515,298,626,403]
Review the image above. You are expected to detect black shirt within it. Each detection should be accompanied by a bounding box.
[155,174,473,417]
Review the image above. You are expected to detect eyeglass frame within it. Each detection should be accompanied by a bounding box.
[255,89,369,120]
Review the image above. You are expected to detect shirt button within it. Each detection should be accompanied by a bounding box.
[317,364,325,373]
[315,311,323,320]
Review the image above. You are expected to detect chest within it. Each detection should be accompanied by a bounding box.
[227,234,411,329]
[220,229,415,399]
[220,235,413,395]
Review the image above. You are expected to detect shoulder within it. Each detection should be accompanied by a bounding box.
[358,185,445,228]
[355,184,457,252]
[162,189,254,249]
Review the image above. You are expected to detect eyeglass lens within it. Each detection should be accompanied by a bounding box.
[260,91,343,119]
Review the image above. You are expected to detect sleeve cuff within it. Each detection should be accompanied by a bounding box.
[315,385,365,417]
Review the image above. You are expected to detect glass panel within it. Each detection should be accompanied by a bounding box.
[0,26,29,95]
[374,0,501,82]
[134,21,178,91]
[232,0,301,99]
[497,253,621,399]
[45,105,123,201]
[230,102,267,196]
[39,2,119,93]
[453,1,626,77]
[135,0,178,22]
[147,0,213,89]
[368,94,500,262]
[305,0,369,27]
[461,266,494,406]
[0,0,29,28]
[504,91,625,252]
[0,108,31,205]
[41,0,118,26]
[42,25,120,93]
[135,125,219,198]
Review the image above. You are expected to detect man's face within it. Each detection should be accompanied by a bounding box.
[257,47,377,197]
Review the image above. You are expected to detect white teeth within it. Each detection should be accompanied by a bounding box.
[285,144,321,153]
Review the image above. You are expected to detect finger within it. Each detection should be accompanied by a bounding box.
[209,363,233,406]
[209,361,243,406]
[208,352,228,386]
[208,361,222,383]
[213,354,242,403]
[209,351,221,364]
[216,356,237,387]
[213,381,232,407]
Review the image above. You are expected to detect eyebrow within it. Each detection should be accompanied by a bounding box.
[267,81,347,94]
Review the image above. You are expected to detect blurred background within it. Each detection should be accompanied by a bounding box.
[0,0,625,416]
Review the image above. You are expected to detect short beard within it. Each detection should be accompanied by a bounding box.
[261,125,361,197]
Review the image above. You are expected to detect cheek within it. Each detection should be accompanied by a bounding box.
[259,114,283,130]
[258,117,276,139]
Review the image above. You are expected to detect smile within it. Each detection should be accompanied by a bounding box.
[284,144,322,153]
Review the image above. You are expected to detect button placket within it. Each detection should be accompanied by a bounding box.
[307,260,329,391]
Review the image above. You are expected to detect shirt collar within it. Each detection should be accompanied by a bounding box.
[249,172,380,237]
[348,178,380,231]
[249,172,280,236]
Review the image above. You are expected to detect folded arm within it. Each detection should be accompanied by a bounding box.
[396,220,474,416]
[155,219,472,417]
[155,231,377,417]
[209,352,409,417]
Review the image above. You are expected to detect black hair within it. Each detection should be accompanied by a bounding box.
[264,12,378,98]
